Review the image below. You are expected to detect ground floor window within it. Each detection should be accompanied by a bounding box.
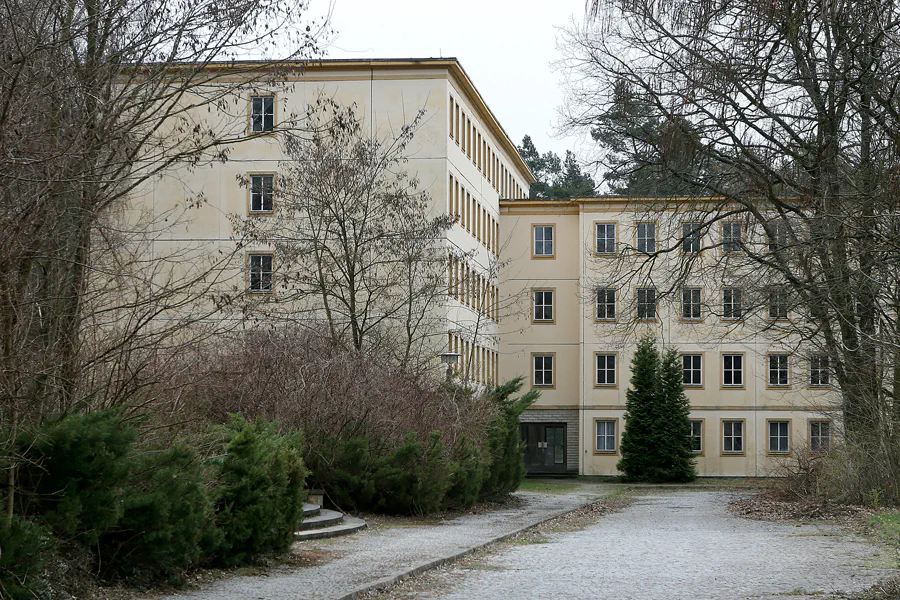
[689,420,703,454]
[595,420,617,453]
[768,420,790,454]
[248,253,274,293]
[810,420,831,452]
[722,420,744,454]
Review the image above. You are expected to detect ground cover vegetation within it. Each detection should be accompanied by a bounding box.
[562,0,900,503]
[617,337,695,482]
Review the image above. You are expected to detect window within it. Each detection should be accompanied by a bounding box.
[533,289,554,323]
[722,354,744,387]
[683,354,702,387]
[768,289,789,320]
[595,353,616,386]
[767,220,790,253]
[768,420,790,454]
[810,421,831,452]
[636,222,656,253]
[722,287,743,320]
[596,222,617,254]
[809,355,830,387]
[533,225,554,257]
[722,222,743,253]
[768,353,790,387]
[250,95,275,133]
[595,420,617,453]
[533,354,554,387]
[682,222,702,253]
[722,420,744,454]
[689,420,703,453]
[596,288,616,321]
[636,287,657,320]
[682,287,702,320]
[248,253,274,293]
[249,174,275,213]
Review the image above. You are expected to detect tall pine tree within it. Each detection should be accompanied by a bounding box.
[617,337,696,482]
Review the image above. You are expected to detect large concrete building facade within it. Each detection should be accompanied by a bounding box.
[499,199,838,477]
[134,58,533,383]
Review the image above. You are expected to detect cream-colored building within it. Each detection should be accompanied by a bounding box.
[500,198,837,477]
[133,58,533,383]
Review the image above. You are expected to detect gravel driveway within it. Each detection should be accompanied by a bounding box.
[411,491,895,600]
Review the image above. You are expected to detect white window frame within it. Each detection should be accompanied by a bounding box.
[768,420,790,454]
[689,420,703,454]
[809,420,831,452]
[682,287,702,320]
[809,355,830,387]
[636,222,656,253]
[595,353,616,386]
[768,288,789,320]
[636,287,657,321]
[250,95,275,133]
[768,353,790,387]
[533,354,554,387]
[682,354,702,387]
[722,354,744,387]
[596,223,617,254]
[595,419,617,453]
[722,221,743,253]
[596,287,616,321]
[682,222,702,253]
[249,174,275,214]
[532,289,554,323]
[722,287,743,320]
[248,253,274,293]
[533,225,554,257]
[722,420,744,454]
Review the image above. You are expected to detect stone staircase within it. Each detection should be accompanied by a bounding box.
[295,502,367,542]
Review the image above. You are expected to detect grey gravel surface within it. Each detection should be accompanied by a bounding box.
[412,491,896,600]
[158,486,605,600]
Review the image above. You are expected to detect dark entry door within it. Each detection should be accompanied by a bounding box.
[521,423,567,473]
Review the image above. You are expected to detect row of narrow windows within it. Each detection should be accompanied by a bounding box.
[449,94,525,200]
[449,173,499,255]
[449,333,498,385]
[449,253,499,322]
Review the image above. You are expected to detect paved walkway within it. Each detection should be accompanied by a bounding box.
[413,491,896,600]
[158,485,605,600]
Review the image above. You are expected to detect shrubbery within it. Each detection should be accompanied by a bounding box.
[2,409,307,596]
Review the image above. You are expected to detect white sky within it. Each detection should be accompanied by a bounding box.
[311,0,589,162]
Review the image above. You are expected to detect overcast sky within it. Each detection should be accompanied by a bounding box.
[311,0,590,163]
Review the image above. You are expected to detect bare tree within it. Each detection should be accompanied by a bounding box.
[563,0,900,448]
[231,99,454,371]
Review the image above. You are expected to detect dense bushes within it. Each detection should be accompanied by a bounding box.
[2,410,307,597]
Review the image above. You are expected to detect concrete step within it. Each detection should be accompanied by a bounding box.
[295,515,367,541]
[302,503,321,518]
[298,508,344,531]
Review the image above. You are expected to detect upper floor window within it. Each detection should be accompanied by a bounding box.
[595,353,617,386]
[636,222,656,253]
[250,95,275,133]
[533,289,554,323]
[768,288,789,320]
[722,287,743,320]
[682,222,702,253]
[768,220,790,253]
[722,354,744,387]
[596,222,617,255]
[532,354,554,388]
[683,354,702,387]
[682,287,702,320]
[722,222,743,253]
[248,253,274,293]
[768,353,790,387]
[533,225,554,257]
[594,287,616,321]
[249,174,275,214]
[636,287,657,321]
[809,355,830,387]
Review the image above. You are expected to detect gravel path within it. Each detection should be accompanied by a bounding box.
[158,486,605,600]
[410,491,896,600]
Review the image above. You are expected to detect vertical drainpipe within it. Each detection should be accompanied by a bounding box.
[370,68,374,138]
[579,201,586,476]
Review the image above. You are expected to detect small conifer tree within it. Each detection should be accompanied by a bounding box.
[617,337,696,482]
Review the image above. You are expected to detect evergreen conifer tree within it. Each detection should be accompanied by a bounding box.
[617,336,660,480]
[658,348,697,482]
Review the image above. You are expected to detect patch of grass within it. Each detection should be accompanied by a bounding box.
[868,513,900,546]
[783,589,825,596]
[518,479,581,494]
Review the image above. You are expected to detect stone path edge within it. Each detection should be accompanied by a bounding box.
[334,497,602,600]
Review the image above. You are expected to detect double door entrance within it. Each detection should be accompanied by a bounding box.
[521,423,567,474]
